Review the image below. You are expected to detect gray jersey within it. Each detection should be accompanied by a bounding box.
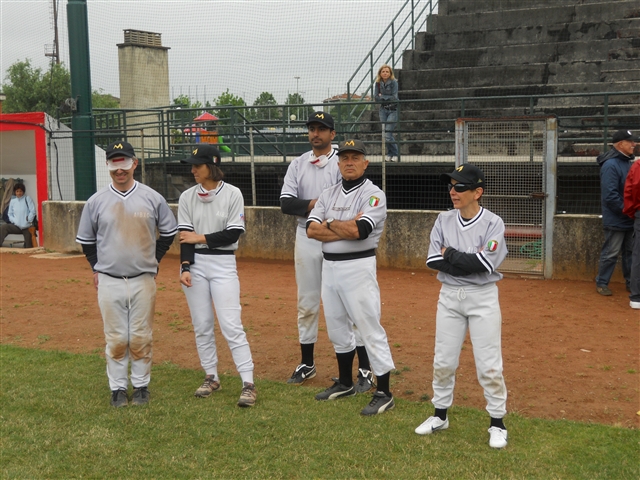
[177,181,245,251]
[280,147,341,229]
[308,178,387,254]
[76,181,178,277]
[427,207,507,286]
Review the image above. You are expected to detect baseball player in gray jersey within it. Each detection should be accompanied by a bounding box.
[414,164,509,449]
[76,141,178,408]
[280,112,374,392]
[178,144,256,407]
[307,139,396,416]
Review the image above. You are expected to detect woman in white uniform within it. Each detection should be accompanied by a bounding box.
[178,144,256,407]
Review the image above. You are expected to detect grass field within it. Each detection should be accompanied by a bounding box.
[1,345,638,479]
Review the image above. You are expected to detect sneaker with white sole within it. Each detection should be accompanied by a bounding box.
[355,368,376,393]
[237,382,257,407]
[488,426,508,449]
[194,375,221,398]
[315,381,356,401]
[360,391,395,416]
[415,416,449,435]
[630,301,640,309]
[287,363,316,384]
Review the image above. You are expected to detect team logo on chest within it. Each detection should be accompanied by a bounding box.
[369,196,380,207]
[487,240,499,252]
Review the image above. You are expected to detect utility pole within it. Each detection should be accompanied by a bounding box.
[45,0,61,64]
[294,76,300,119]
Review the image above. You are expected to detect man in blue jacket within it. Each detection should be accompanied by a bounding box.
[595,129,638,296]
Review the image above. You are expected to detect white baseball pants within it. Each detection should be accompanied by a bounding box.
[431,282,507,418]
[182,255,254,382]
[97,273,156,391]
[294,228,323,344]
[321,256,395,376]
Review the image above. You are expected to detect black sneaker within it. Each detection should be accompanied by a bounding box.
[315,381,356,401]
[287,364,317,384]
[355,368,376,393]
[110,388,128,408]
[360,391,395,416]
[131,386,150,406]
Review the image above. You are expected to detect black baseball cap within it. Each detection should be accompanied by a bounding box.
[181,144,221,166]
[306,111,335,130]
[612,129,640,143]
[106,141,136,160]
[440,164,485,187]
[338,139,367,156]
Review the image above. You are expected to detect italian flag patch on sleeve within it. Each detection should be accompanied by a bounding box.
[369,196,380,207]
[487,240,498,252]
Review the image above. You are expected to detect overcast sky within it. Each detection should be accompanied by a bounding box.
[1,0,435,105]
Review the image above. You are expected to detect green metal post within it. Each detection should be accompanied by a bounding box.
[603,93,609,152]
[67,0,96,200]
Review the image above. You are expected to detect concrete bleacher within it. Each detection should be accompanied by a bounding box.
[361,0,640,156]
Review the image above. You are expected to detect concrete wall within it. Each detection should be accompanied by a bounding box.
[42,202,625,282]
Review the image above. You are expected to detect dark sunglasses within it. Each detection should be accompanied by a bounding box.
[447,183,476,193]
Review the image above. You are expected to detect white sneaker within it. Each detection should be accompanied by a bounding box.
[415,416,449,435]
[386,155,393,162]
[488,426,508,449]
[390,156,398,162]
[630,301,640,309]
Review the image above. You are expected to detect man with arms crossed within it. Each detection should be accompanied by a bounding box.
[280,112,374,392]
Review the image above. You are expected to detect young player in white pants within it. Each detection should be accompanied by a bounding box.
[178,144,256,407]
[415,164,509,448]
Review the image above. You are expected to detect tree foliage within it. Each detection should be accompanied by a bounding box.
[2,59,120,116]
[285,92,313,121]
[252,91,281,121]
[214,89,249,121]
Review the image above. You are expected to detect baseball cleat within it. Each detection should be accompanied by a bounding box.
[131,386,150,406]
[195,375,221,398]
[488,427,508,449]
[237,382,257,407]
[415,416,449,435]
[360,391,395,416]
[315,381,356,401]
[355,368,376,393]
[287,363,316,384]
[110,388,128,408]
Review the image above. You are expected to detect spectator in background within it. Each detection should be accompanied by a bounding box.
[595,129,637,296]
[374,64,399,162]
[623,149,640,309]
[0,183,36,248]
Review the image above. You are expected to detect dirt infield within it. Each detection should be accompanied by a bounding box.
[1,251,637,427]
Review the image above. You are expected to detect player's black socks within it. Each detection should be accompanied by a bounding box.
[336,349,356,387]
[435,408,448,421]
[300,343,314,367]
[355,345,371,371]
[490,417,506,430]
[376,372,391,396]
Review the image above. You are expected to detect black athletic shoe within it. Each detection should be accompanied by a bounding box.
[355,368,376,393]
[287,364,317,384]
[315,381,356,401]
[131,386,150,406]
[110,388,128,408]
[360,391,395,416]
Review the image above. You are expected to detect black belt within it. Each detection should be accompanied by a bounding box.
[97,271,147,279]
[195,249,235,256]
[323,249,376,261]
[382,105,397,110]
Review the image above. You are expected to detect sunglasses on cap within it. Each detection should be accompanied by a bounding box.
[447,183,478,193]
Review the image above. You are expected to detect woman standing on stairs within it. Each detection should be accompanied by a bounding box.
[374,64,399,162]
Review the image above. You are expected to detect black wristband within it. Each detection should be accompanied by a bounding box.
[181,263,191,274]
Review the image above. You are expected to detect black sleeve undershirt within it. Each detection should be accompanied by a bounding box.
[155,234,175,263]
[442,246,488,274]
[180,228,243,264]
[81,243,98,270]
[426,259,473,276]
[281,197,312,217]
[355,219,373,240]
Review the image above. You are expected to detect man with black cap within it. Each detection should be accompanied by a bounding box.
[306,139,396,416]
[178,144,257,407]
[76,141,178,407]
[595,129,637,296]
[414,163,509,449]
[280,112,375,393]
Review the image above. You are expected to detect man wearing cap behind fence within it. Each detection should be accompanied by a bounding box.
[76,141,178,408]
[595,129,637,296]
[306,139,396,416]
